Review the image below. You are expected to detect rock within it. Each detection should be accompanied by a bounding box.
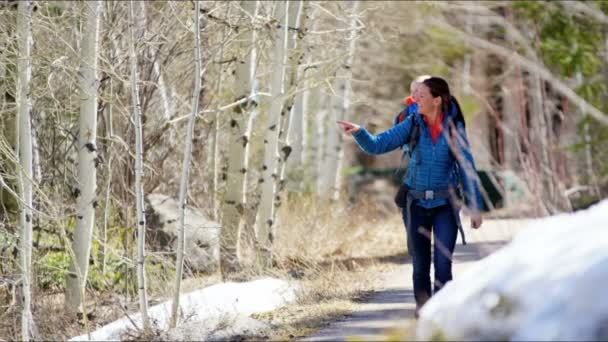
[416,200,608,341]
[145,193,221,273]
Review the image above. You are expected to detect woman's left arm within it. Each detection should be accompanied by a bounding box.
[351,116,414,155]
[453,122,484,228]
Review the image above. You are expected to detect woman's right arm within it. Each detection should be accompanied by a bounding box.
[348,116,413,155]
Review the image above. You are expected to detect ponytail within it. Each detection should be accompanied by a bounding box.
[449,95,466,127]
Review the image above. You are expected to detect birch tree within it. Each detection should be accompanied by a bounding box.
[274,0,307,210]
[66,0,101,314]
[314,91,329,195]
[209,3,233,223]
[319,1,360,201]
[290,6,325,193]
[253,0,289,269]
[127,0,150,331]
[219,0,258,276]
[170,0,202,328]
[16,0,34,338]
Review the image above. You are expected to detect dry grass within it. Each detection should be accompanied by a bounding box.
[2,192,409,341]
[248,262,404,341]
[274,192,407,267]
[249,300,355,340]
[240,192,410,340]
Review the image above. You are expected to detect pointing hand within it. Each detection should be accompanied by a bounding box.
[336,120,361,135]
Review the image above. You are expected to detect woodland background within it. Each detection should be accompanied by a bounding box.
[1,1,607,340]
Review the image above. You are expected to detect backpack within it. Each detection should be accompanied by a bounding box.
[394,96,466,187]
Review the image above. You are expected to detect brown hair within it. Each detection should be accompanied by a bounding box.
[422,76,451,114]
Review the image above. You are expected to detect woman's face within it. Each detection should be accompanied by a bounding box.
[416,84,441,116]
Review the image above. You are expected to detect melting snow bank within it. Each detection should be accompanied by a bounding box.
[70,277,298,341]
[417,200,608,341]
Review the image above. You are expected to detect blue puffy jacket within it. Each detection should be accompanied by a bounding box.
[353,102,483,211]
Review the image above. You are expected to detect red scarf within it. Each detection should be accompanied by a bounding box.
[423,112,443,144]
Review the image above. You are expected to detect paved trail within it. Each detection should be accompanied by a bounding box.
[303,217,527,341]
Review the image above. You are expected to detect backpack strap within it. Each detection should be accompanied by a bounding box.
[408,117,421,159]
[407,116,421,185]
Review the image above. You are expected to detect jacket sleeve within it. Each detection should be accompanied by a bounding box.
[353,115,413,155]
[453,121,484,213]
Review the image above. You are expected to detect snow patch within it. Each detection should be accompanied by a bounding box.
[416,200,608,341]
[70,277,297,341]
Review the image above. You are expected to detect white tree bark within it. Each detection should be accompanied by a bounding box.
[219,0,258,276]
[153,59,174,121]
[31,120,41,184]
[300,83,317,191]
[101,79,113,274]
[170,0,202,328]
[211,109,220,221]
[289,2,319,191]
[275,0,306,204]
[16,1,34,339]
[128,0,150,331]
[286,88,305,185]
[320,1,360,201]
[66,1,101,315]
[315,93,328,195]
[254,0,289,268]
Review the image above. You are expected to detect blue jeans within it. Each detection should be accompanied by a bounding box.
[402,203,458,307]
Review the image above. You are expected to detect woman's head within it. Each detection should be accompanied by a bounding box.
[416,76,451,116]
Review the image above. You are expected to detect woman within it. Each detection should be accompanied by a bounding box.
[337,76,483,316]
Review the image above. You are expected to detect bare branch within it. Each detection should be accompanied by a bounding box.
[429,18,608,126]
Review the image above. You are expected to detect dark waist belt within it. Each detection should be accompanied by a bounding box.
[405,187,467,245]
[407,189,451,201]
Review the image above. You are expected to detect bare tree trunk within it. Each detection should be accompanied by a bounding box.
[283,88,307,191]
[101,78,113,274]
[298,6,321,193]
[320,0,360,201]
[101,0,117,275]
[527,72,552,214]
[66,1,101,316]
[501,8,523,174]
[16,1,34,339]
[583,121,601,197]
[220,0,258,276]
[128,0,150,331]
[209,3,231,222]
[254,0,289,269]
[31,120,41,184]
[300,83,317,191]
[285,0,311,189]
[170,0,202,328]
[274,0,307,211]
[287,90,305,186]
[315,93,329,195]
[211,111,220,221]
[527,25,555,214]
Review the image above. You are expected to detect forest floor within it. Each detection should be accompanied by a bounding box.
[1,194,528,341]
[247,215,528,341]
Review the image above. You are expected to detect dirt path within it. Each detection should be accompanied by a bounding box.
[302,217,527,341]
